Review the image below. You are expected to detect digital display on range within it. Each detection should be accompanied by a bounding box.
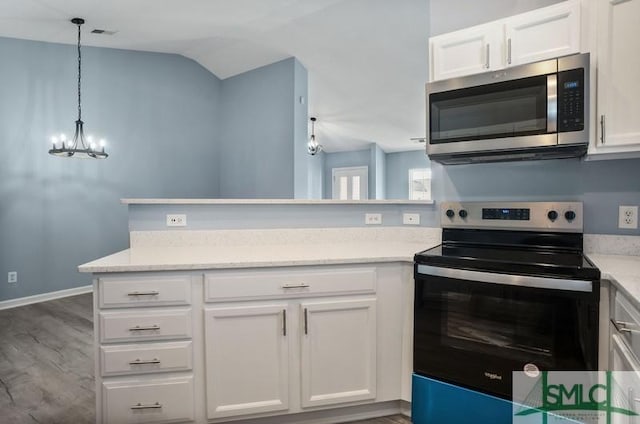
[482,208,530,220]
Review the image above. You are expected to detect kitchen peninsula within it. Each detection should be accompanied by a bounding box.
[79,199,438,424]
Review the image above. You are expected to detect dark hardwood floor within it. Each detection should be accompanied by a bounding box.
[0,294,411,424]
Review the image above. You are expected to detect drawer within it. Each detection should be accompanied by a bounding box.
[99,274,191,308]
[613,292,640,358]
[205,266,377,302]
[100,341,193,377]
[102,376,194,424]
[100,309,192,343]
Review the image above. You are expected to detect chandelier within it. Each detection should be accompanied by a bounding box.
[307,117,322,155]
[49,18,108,159]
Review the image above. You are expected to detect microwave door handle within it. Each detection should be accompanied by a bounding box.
[547,74,557,133]
[416,265,593,292]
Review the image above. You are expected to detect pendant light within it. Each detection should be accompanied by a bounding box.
[49,18,108,159]
[307,117,322,155]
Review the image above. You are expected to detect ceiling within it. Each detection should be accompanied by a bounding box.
[0,0,430,152]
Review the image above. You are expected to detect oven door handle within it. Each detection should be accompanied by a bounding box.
[416,265,593,292]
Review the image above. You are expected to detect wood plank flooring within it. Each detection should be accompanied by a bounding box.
[0,294,411,424]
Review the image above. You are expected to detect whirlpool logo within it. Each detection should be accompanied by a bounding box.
[484,371,503,381]
[513,371,638,424]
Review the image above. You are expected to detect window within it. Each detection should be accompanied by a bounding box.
[332,167,369,200]
[408,168,431,200]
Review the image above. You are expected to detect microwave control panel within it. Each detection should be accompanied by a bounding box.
[557,68,584,133]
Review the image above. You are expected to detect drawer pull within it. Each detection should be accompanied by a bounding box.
[131,402,162,410]
[129,325,161,332]
[282,284,310,289]
[127,291,160,296]
[129,358,161,365]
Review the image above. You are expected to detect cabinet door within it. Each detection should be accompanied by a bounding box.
[505,0,580,67]
[595,0,640,150]
[204,304,289,419]
[430,23,502,81]
[300,298,377,408]
[610,335,640,423]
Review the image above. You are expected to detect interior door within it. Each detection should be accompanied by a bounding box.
[332,166,368,200]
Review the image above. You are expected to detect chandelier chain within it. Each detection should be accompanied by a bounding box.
[77,21,82,121]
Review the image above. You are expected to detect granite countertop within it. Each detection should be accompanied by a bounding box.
[78,241,434,273]
[587,254,640,307]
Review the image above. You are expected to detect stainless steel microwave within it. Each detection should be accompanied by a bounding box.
[426,53,589,165]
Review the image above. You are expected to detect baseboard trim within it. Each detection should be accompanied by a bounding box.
[0,285,93,311]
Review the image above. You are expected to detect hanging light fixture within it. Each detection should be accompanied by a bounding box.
[307,117,322,155]
[49,18,108,159]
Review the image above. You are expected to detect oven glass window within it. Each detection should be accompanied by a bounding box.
[444,292,553,364]
[430,75,548,143]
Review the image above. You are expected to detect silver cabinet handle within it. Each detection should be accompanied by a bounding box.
[282,309,287,336]
[485,44,491,69]
[127,291,159,296]
[304,308,308,335]
[612,319,635,334]
[129,325,160,332]
[507,38,512,65]
[131,402,162,410]
[282,284,310,289]
[600,115,606,145]
[129,358,160,365]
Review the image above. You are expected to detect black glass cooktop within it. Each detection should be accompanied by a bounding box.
[415,229,600,281]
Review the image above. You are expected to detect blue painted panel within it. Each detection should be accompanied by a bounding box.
[412,374,513,424]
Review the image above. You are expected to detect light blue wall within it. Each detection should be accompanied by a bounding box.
[292,60,319,199]
[386,150,430,199]
[427,0,640,236]
[0,37,221,301]
[129,203,438,231]
[307,151,325,199]
[323,148,371,199]
[219,58,300,198]
[371,144,386,200]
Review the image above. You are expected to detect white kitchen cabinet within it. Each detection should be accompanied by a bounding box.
[429,0,581,82]
[505,0,580,67]
[204,304,290,419]
[589,0,640,157]
[300,298,377,408]
[429,23,502,81]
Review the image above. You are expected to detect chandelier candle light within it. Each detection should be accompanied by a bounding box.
[49,18,108,159]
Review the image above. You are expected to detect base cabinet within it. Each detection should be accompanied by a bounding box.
[95,263,408,424]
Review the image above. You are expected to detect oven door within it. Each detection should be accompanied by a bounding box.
[413,264,599,400]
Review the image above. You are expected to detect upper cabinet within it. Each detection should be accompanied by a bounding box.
[429,0,581,82]
[589,0,640,156]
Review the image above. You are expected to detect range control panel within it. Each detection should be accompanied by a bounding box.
[441,201,583,232]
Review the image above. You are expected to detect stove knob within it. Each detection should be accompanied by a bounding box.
[565,210,576,221]
[547,210,558,221]
[459,209,468,219]
[445,209,455,218]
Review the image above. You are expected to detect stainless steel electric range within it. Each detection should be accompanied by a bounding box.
[413,201,600,408]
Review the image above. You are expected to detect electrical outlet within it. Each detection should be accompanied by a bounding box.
[618,206,638,229]
[166,214,187,227]
[365,213,382,225]
[403,213,420,225]
[8,271,17,284]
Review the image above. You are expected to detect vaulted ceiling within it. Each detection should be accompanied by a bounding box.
[0,0,429,152]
